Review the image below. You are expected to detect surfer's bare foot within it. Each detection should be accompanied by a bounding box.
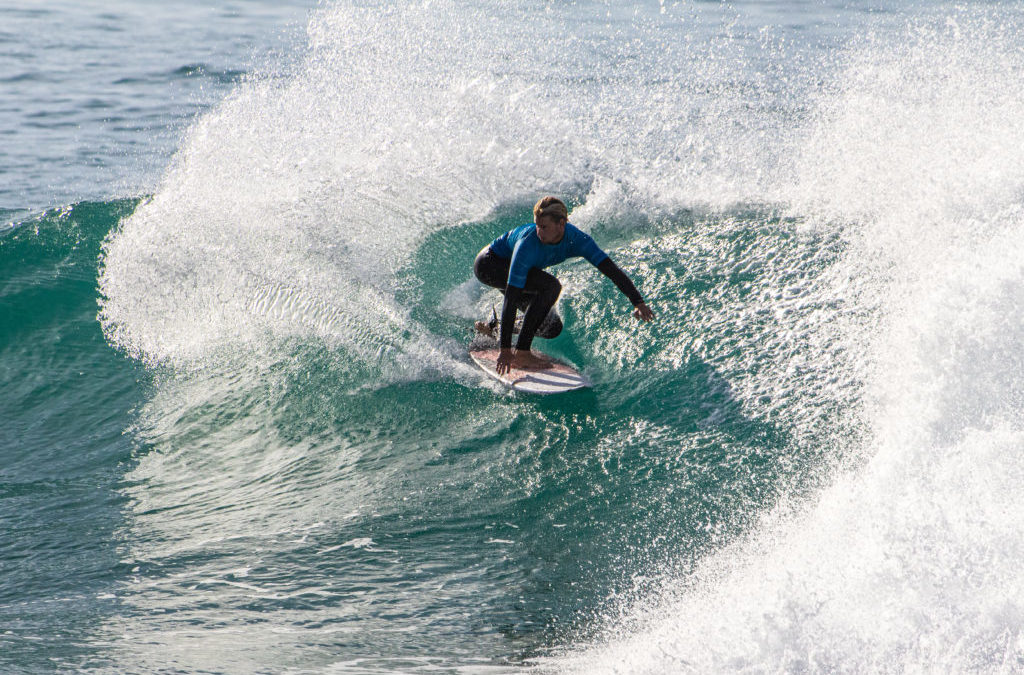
[474,321,495,337]
[513,350,552,370]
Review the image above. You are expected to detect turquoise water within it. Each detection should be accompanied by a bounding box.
[6,2,1024,673]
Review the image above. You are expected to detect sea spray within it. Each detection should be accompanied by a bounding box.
[547,8,1024,673]
[97,1,822,374]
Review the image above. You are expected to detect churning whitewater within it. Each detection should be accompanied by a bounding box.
[4,0,1024,673]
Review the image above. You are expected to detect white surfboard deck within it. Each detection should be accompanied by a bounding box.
[469,348,591,394]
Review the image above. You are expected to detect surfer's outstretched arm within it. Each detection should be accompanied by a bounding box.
[596,257,654,321]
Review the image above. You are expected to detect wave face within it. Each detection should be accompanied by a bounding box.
[4,1,1024,673]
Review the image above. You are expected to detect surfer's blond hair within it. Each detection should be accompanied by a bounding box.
[534,196,568,222]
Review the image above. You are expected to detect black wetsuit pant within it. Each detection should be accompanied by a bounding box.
[473,246,563,350]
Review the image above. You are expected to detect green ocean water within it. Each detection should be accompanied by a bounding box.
[3,195,850,672]
[6,1,1024,673]
[1,201,142,669]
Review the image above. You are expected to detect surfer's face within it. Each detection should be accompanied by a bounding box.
[535,215,566,244]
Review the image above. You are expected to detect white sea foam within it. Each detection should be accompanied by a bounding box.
[97,0,804,379]
[548,9,1024,673]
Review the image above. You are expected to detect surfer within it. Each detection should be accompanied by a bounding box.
[474,196,654,375]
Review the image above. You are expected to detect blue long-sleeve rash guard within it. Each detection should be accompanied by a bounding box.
[490,222,608,288]
[488,222,645,350]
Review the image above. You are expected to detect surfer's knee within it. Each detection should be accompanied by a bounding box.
[541,276,562,303]
[474,246,508,289]
[545,312,563,339]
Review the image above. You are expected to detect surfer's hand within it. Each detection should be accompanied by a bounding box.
[633,302,654,322]
[496,348,514,375]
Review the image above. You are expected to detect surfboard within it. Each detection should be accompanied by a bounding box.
[469,348,591,394]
